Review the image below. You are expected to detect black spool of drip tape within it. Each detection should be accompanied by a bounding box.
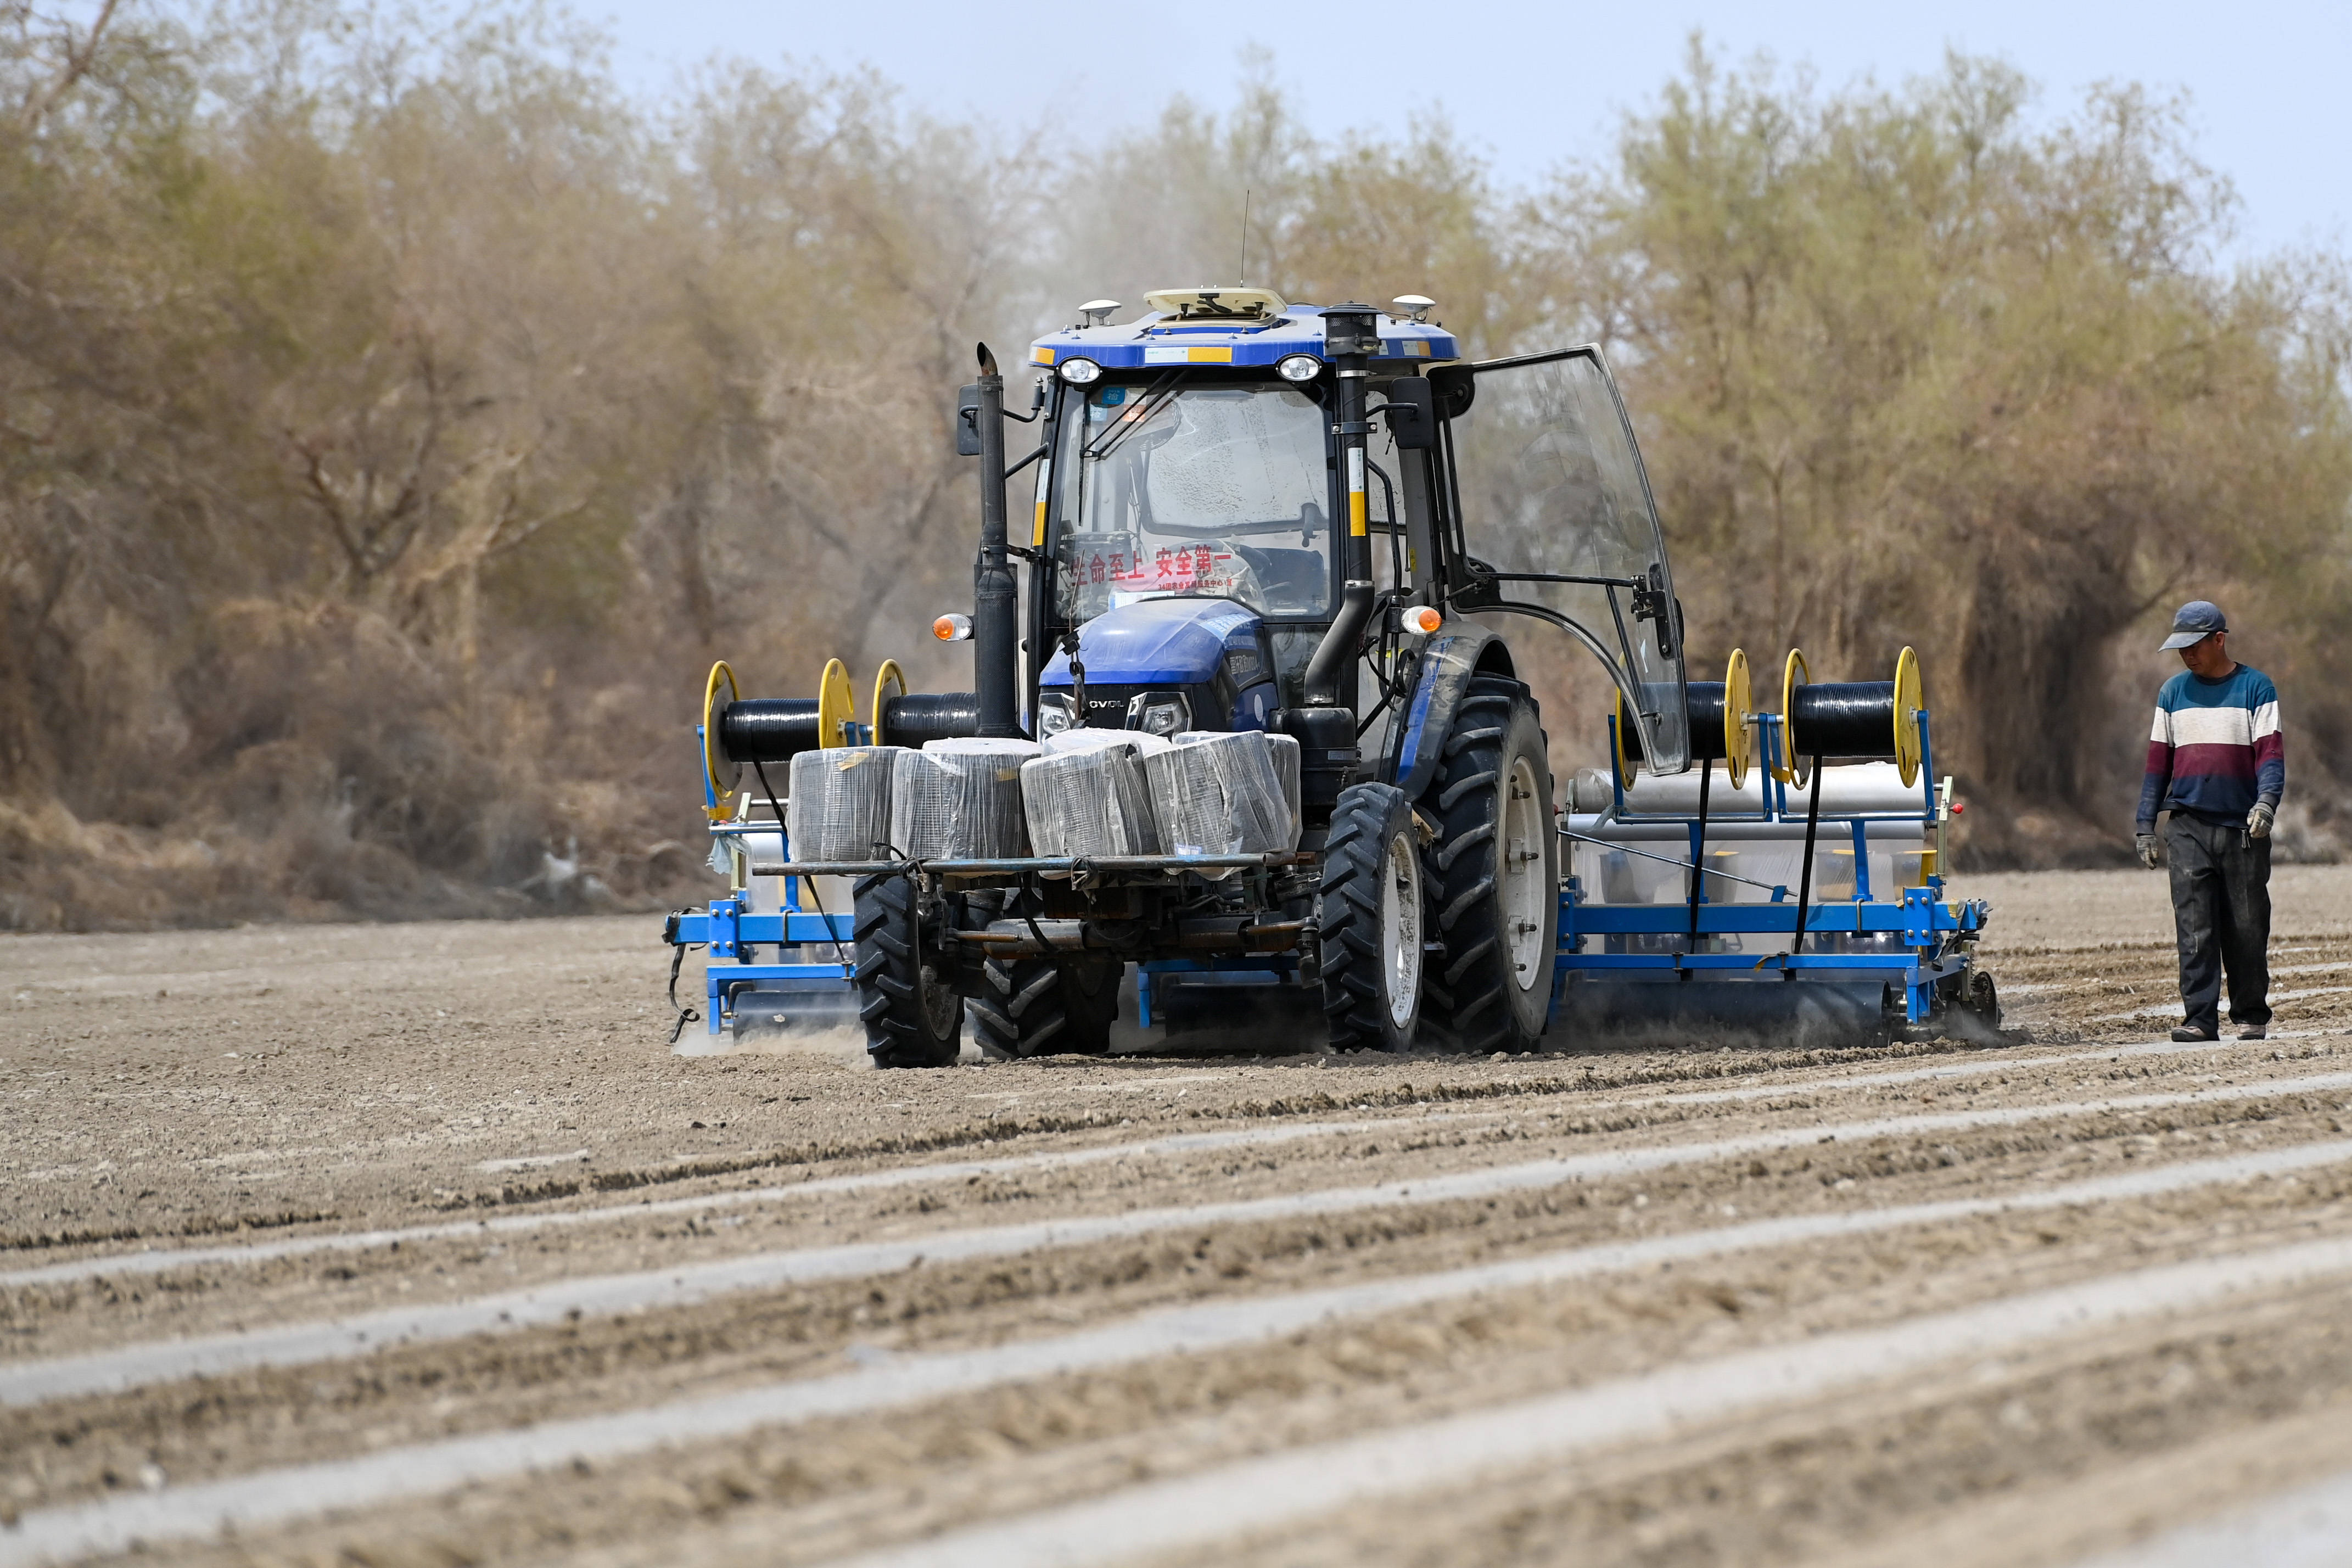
[1777,647,1925,787]
[1786,682,1902,760]
[717,699,823,764]
[879,691,982,749]
[1619,682,1726,763]
[1683,682,1731,761]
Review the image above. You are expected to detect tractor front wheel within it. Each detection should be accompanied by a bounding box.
[1317,781,1426,1052]
[1421,676,1557,1053]
[852,871,964,1068]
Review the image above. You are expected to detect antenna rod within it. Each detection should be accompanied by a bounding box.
[1237,189,1251,285]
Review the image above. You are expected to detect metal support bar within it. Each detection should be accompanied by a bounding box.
[1564,902,1974,936]
[1560,951,1950,972]
[1556,830,1788,898]
[735,852,1306,877]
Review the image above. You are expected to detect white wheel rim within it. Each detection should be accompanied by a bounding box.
[1502,754,1548,989]
[1379,829,1423,1029]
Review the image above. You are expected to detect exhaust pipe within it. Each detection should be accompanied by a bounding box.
[1301,306,1380,709]
[1301,581,1374,706]
[971,343,1021,738]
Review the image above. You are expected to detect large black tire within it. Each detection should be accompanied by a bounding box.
[1420,677,1557,1053]
[962,889,1119,1059]
[852,871,964,1068]
[1318,781,1426,1052]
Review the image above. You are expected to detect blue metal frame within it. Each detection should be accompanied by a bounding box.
[1558,709,1986,1023]
[681,724,857,1035]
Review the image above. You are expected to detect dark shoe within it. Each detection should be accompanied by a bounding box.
[2171,1026,2219,1043]
[2239,1024,2267,1040]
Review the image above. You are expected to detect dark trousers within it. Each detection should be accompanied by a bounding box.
[2165,812,2272,1033]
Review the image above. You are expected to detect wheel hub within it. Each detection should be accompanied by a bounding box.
[1379,830,1423,1029]
[1502,755,1547,989]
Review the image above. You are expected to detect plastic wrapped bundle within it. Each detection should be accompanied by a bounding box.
[1147,732,1291,873]
[786,747,894,862]
[889,739,1040,860]
[1175,731,1301,849]
[1021,735,1162,858]
[1266,732,1302,847]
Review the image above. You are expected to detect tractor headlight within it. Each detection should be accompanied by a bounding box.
[1035,692,1077,737]
[1127,692,1191,737]
[1276,354,1322,383]
[1057,357,1102,385]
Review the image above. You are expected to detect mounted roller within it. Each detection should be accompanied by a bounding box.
[1553,978,1899,1050]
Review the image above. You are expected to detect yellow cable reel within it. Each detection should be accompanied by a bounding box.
[870,659,906,749]
[816,658,855,748]
[701,660,741,820]
[1892,645,1925,788]
[1776,648,1811,788]
[1723,649,1754,791]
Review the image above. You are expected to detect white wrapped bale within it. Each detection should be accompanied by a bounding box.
[786,747,894,863]
[889,740,1040,860]
[1179,730,1302,850]
[1149,732,1291,873]
[1021,736,1162,858]
[1265,732,1302,848]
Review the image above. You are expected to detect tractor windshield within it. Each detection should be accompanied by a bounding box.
[1052,381,1333,624]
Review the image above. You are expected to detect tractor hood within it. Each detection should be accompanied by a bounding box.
[1041,597,1262,687]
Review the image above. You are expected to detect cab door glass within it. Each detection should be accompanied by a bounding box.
[1452,350,1690,771]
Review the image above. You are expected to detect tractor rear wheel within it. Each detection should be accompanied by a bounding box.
[963,888,1119,1059]
[852,871,964,1068]
[1420,676,1557,1053]
[1317,781,1426,1052]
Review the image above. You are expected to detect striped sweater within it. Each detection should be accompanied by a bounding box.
[2136,665,2284,830]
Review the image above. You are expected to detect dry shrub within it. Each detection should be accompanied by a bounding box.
[2,14,2348,929]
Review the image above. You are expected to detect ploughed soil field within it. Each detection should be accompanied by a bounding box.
[6,865,2352,1566]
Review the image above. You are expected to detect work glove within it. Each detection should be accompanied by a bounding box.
[2136,833,2161,870]
[2248,802,2275,839]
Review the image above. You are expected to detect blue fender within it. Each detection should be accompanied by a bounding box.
[1382,623,1519,800]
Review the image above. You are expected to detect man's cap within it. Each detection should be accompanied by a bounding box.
[2161,600,2227,651]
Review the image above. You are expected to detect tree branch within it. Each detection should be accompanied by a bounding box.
[15,0,122,135]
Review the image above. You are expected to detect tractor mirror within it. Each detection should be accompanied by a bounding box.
[954,383,983,457]
[1382,377,1437,450]
[1429,365,1475,419]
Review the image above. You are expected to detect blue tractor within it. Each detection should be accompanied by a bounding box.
[669,288,1993,1063]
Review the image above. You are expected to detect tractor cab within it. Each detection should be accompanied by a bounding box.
[1023,288,1694,781]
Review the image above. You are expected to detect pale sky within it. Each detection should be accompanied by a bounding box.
[589,0,2349,262]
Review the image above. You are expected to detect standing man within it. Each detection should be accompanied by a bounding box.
[2136,601,2284,1042]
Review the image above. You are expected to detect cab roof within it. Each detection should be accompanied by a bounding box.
[1030,293,1460,374]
